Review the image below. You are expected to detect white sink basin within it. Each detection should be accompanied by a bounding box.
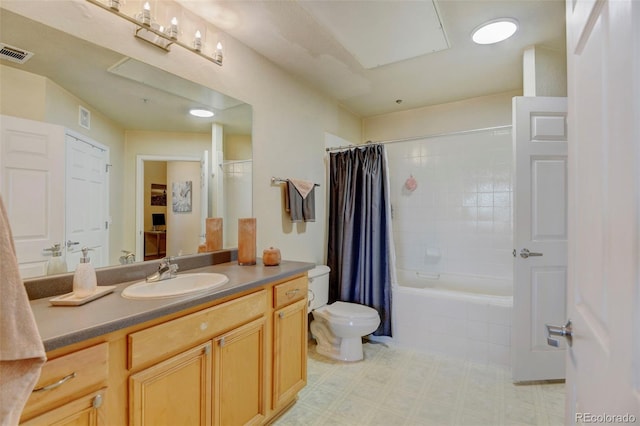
[122,273,229,300]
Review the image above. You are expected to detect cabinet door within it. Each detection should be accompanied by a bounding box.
[129,342,212,426]
[21,388,107,426]
[273,298,308,409]
[213,317,266,426]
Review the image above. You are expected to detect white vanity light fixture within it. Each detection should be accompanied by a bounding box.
[471,18,518,45]
[189,108,214,118]
[85,0,223,66]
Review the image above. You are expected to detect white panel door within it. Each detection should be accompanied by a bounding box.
[0,115,65,278]
[565,0,640,420]
[512,97,568,382]
[65,133,109,271]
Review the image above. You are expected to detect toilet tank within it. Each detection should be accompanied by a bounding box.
[308,265,330,311]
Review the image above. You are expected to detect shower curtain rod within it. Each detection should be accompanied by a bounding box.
[325,124,512,152]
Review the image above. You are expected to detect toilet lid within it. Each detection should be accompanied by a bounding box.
[326,301,379,319]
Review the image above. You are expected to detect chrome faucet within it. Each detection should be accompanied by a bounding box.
[119,250,136,265]
[146,257,179,282]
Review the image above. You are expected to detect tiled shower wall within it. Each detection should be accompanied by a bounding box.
[386,128,513,279]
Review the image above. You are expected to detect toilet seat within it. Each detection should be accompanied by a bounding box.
[322,301,378,320]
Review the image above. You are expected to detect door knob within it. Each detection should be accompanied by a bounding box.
[546,320,573,347]
[520,248,543,259]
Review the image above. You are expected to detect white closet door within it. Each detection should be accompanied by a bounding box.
[65,133,109,271]
[512,97,568,382]
[0,115,65,278]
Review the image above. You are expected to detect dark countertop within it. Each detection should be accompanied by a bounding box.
[30,260,314,352]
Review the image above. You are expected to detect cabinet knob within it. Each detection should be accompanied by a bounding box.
[219,337,225,347]
[93,394,103,409]
[279,312,285,319]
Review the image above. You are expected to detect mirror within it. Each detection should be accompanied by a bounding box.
[0,9,252,278]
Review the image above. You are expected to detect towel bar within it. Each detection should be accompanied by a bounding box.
[271,177,320,186]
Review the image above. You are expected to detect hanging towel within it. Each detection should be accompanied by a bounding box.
[0,196,46,425]
[285,179,316,222]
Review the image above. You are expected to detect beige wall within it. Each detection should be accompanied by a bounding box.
[363,90,520,143]
[0,65,46,120]
[3,1,361,266]
[523,45,567,97]
[224,134,252,160]
[166,162,202,257]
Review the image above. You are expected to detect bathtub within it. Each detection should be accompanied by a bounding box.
[392,269,513,366]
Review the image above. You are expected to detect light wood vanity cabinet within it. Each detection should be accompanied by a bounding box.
[21,388,107,426]
[272,277,308,410]
[213,317,267,426]
[20,343,109,425]
[129,341,212,426]
[22,272,309,426]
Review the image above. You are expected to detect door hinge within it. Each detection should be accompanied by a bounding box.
[105,221,109,230]
[105,164,112,172]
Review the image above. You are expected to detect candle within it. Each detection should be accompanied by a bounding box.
[237,218,256,266]
[142,2,151,26]
[193,30,202,51]
[214,42,223,63]
[169,17,178,39]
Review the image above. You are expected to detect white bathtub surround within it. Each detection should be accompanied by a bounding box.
[386,127,513,279]
[393,270,512,367]
[384,127,514,367]
[273,341,564,426]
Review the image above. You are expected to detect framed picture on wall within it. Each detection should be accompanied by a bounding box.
[172,181,192,213]
[150,184,167,206]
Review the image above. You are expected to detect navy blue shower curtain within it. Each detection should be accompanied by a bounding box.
[327,144,392,336]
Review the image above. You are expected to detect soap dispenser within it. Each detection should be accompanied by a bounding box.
[44,244,67,275]
[73,247,97,298]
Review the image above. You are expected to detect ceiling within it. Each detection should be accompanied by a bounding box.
[0,1,566,128]
[180,0,566,117]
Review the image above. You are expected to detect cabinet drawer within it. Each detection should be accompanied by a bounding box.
[129,290,267,370]
[274,276,308,309]
[21,343,108,421]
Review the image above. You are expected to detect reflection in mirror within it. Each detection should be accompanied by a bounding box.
[0,9,252,279]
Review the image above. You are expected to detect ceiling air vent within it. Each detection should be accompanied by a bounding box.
[0,43,34,64]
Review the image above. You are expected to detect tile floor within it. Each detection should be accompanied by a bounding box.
[274,341,565,426]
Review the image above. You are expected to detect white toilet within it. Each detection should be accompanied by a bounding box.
[308,265,381,362]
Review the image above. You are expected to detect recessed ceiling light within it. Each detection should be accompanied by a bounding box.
[471,18,518,45]
[189,108,214,118]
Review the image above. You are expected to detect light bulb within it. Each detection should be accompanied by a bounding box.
[214,42,223,63]
[194,30,202,51]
